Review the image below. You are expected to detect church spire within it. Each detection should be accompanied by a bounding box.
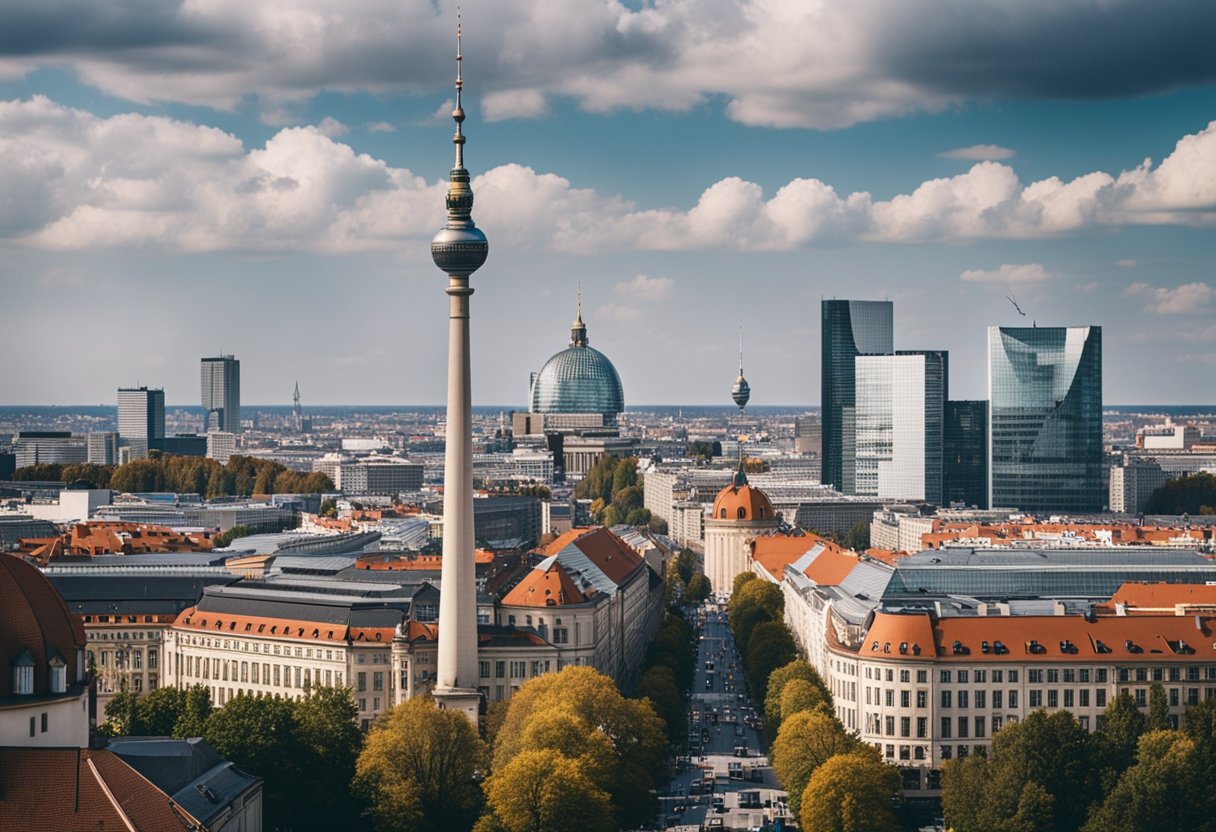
[571,284,588,347]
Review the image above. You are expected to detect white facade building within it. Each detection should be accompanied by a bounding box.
[853,353,945,504]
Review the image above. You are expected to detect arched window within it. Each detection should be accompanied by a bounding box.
[737,507,746,519]
[719,509,727,518]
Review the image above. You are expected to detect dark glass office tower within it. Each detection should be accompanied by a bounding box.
[988,327,1103,512]
[944,400,988,508]
[201,355,241,433]
[821,300,893,491]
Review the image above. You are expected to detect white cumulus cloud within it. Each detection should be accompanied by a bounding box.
[614,274,674,301]
[960,263,1053,284]
[2,98,1216,255]
[938,145,1016,161]
[1124,282,1216,314]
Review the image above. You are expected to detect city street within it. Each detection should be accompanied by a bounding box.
[655,602,790,832]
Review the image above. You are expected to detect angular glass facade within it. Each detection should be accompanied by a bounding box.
[854,351,945,503]
[988,327,1103,512]
[821,300,893,491]
[944,400,988,509]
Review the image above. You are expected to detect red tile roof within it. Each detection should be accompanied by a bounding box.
[1105,581,1216,612]
[566,526,645,586]
[502,560,589,607]
[0,748,194,831]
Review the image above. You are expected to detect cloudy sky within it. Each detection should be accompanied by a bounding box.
[2,0,1215,407]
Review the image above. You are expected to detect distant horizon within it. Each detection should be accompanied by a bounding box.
[3,403,1216,412]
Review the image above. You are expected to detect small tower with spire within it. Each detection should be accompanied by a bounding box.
[292,381,302,433]
[730,324,751,485]
[570,284,588,347]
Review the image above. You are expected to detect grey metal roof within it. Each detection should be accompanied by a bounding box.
[884,547,1216,601]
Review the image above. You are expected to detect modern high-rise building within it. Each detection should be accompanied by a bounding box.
[201,355,240,433]
[117,387,165,461]
[943,400,988,509]
[852,351,946,503]
[87,431,119,466]
[988,326,1103,513]
[821,300,893,491]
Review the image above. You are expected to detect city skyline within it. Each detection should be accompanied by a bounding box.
[2,1,1215,406]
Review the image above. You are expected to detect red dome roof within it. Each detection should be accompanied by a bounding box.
[711,480,776,523]
[0,554,86,697]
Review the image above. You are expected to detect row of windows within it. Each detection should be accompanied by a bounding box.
[179,653,346,690]
[89,648,157,669]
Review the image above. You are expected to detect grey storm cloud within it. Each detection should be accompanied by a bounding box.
[873,0,1216,100]
[0,0,1213,126]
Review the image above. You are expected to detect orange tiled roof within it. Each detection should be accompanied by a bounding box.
[857,610,1216,663]
[751,534,829,582]
[502,560,589,607]
[796,542,862,586]
[1106,581,1216,611]
[177,607,351,642]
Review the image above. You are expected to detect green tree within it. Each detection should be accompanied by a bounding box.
[172,684,213,738]
[353,697,486,832]
[731,603,773,654]
[296,686,363,827]
[941,709,1099,832]
[743,621,797,703]
[1146,472,1216,514]
[13,463,66,481]
[772,709,857,817]
[99,689,140,736]
[635,665,684,745]
[1084,730,1203,832]
[214,524,255,547]
[844,522,870,552]
[1147,681,1170,730]
[684,573,712,605]
[135,686,187,735]
[1098,691,1147,775]
[483,748,615,832]
[674,549,696,586]
[732,570,758,597]
[204,693,305,827]
[62,463,113,488]
[799,750,899,832]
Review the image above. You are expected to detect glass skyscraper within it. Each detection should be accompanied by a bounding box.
[117,387,165,460]
[944,400,988,509]
[821,300,893,491]
[988,326,1103,512]
[201,355,241,433]
[853,351,945,503]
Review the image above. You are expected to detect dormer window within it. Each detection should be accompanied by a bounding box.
[48,651,67,694]
[12,649,35,696]
[737,508,746,519]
